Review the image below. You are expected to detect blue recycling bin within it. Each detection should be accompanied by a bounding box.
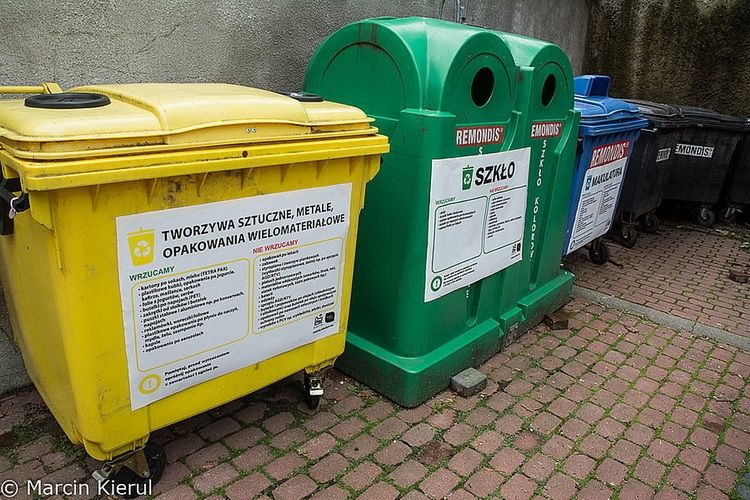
[563,75,648,265]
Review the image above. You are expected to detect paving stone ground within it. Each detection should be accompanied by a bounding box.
[0,222,749,499]
[565,220,750,337]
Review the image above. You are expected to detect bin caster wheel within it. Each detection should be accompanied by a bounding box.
[639,212,660,234]
[618,224,638,248]
[588,239,609,265]
[304,373,324,410]
[697,207,716,227]
[721,206,739,224]
[106,441,166,498]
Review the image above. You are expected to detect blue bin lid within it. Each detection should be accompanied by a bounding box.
[574,75,648,136]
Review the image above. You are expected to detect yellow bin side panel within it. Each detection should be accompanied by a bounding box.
[0,152,380,461]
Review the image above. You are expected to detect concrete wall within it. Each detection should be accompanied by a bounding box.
[0,291,30,392]
[585,0,750,116]
[0,0,590,91]
[0,1,589,395]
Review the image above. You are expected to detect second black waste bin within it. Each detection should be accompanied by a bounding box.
[725,123,750,221]
[613,100,687,246]
[663,106,747,226]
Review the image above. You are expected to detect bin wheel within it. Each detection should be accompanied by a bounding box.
[109,441,166,498]
[697,207,716,227]
[588,239,609,265]
[618,224,638,248]
[306,394,321,410]
[721,206,739,224]
[639,212,660,234]
[304,373,324,410]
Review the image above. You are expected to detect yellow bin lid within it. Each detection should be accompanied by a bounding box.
[0,83,378,159]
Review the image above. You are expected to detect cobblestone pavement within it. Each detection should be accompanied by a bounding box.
[0,297,748,499]
[565,221,750,337]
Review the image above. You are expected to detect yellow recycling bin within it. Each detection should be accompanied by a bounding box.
[0,83,387,491]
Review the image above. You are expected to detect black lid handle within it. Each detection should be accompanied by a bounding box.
[25,92,111,109]
[279,91,324,103]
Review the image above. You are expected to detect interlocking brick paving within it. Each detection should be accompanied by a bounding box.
[565,221,750,337]
[0,299,748,499]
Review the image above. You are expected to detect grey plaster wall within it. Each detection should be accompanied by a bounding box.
[0,1,590,91]
[585,0,750,116]
[0,1,589,395]
[0,291,30,393]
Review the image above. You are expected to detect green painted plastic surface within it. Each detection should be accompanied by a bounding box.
[305,17,580,407]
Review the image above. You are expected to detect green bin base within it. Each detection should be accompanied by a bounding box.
[337,271,574,407]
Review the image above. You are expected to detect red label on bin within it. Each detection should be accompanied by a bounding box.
[590,140,629,168]
[455,125,505,147]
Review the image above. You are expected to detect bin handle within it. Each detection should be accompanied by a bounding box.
[0,83,62,95]
[0,85,52,234]
[0,177,29,236]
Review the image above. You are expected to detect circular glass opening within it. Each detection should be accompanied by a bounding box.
[541,74,556,107]
[471,67,494,107]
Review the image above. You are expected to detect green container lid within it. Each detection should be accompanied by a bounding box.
[307,17,517,132]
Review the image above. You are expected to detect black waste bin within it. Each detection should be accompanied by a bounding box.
[725,123,750,221]
[663,106,747,226]
[613,100,688,246]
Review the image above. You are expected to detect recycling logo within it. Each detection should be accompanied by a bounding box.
[138,374,162,394]
[462,166,474,191]
[133,240,151,258]
[430,276,443,292]
[127,229,156,266]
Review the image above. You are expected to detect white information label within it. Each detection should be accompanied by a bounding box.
[675,143,714,158]
[656,147,671,162]
[567,140,629,254]
[425,148,530,302]
[117,183,352,409]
